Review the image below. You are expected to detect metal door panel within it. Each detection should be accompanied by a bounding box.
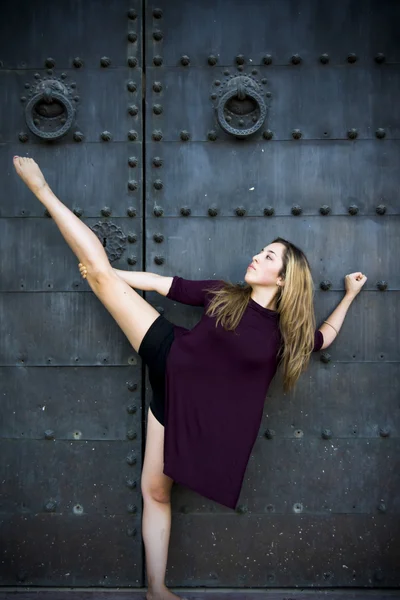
[0,0,142,70]
[1,144,142,217]
[0,439,141,514]
[166,513,399,586]
[0,218,142,290]
[0,514,141,586]
[146,0,400,66]
[0,293,138,365]
[0,367,140,440]
[0,70,142,144]
[145,67,400,141]
[144,142,400,216]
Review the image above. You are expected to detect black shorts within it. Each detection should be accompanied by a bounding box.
[138,314,175,427]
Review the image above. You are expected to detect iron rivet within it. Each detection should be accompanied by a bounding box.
[235,54,245,65]
[320,280,332,291]
[45,57,55,68]
[262,130,273,140]
[347,128,358,139]
[127,256,137,265]
[208,130,217,141]
[127,32,138,43]
[127,381,137,391]
[264,428,275,439]
[208,55,218,66]
[101,207,111,217]
[208,207,219,217]
[128,234,137,243]
[376,204,386,215]
[320,205,331,215]
[292,129,302,139]
[153,55,163,66]
[153,8,163,18]
[377,280,387,291]
[322,429,332,439]
[263,54,272,65]
[153,179,163,190]
[127,207,137,217]
[180,130,190,141]
[153,234,164,243]
[291,54,302,65]
[128,56,138,67]
[73,208,83,217]
[320,352,331,363]
[128,180,138,191]
[73,131,84,142]
[320,53,330,64]
[128,130,138,141]
[128,104,139,116]
[153,30,163,41]
[180,55,190,66]
[291,205,302,215]
[126,478,136,489]
[263,206,274,216]
[180,207,191,216]
[375,53,385,64]
[127,8,137,19]
[235,207,246,216]
[73,57,83,68]
[154,205,164,217]
[375,128,386,139]
[348,204,359,215]
[127,81,137,92]
[347,53,357,63]
[100,56,111,67]
[153,81,162,92]
[152,129,163,141]
[153,156,163,167]
[101,131,112,142]
[154,255,165,265]
[153,104,163,115]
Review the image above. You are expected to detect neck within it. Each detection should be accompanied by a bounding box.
[250,286,279,311]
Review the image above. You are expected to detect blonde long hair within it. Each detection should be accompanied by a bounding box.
[204,237,317,393]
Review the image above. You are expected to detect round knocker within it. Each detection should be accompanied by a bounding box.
[216,76,267,138]
[25,88,75,140]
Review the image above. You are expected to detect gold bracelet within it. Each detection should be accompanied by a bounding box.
[323,320,338,336]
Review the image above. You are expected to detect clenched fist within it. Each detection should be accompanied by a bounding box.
[345,272,367,297]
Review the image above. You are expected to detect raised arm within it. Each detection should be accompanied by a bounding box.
[318,272,367,350]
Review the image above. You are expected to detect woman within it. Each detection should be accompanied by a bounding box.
[13,156,367,600]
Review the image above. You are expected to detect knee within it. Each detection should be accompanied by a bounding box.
[141,479,172,504]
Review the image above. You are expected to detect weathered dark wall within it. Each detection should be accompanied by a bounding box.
[0,0,399,591]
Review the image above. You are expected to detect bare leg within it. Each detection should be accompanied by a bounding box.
[142,408,188,600]
[13,156,110,273]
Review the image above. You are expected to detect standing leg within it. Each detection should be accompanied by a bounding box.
[141,408,188,600]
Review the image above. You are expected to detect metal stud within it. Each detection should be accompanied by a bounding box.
[375,128,386,139]
[208,54,218,66]
[153,81,163,92]
[235,54,245,65]
[153,179,163,190]
[73,131,84,142]
[347,53,357,63]
[377,280,388,291]
[153,30,163,41]
[127,81,137,92]
[320,352,331,364]
[153,104,163,115]
[235,207,246,216]
[320,205,331,215]
[292,129,302,139]
[128,104,139,116]
[291,205,302,215]
[73,207,83,217]
[347,128,358,139]
[320,280,332,291]
[154,256,165,265]
[348,204,359,215]
[152,130,163,141]
[127,8,137,19]
[322,429,332,439]
[126,403,137,414]
[263,54,272,65]
[375,53,385,64]
[128,234,137,243]
[263,206,274,216]
[126,453,137,465]
[153,234,164,243]
[73,57,83,68]
[208,207,218,217]
[45,57,55,68]
[128,57,138,68]
[127,207,137,217]
[18,132,28,142]
[127,381,138,391]
[291,54,302,65]
[262,130,273,140]
[127,32,137,43]
[181,55,190,66]
[180,130,190,141]
[153,156,163,167]
[207,130,217,141]
[126,478,136,489]
[128,130,138,141]
[128,180,138,191]
[180,207,191,216]
[376,204,386,215]
[128,156,138,167]
[153,55,163,66]
[100,56,111,67]
[154,205,164,217]
[320,53,330,64]
[153,8,163,18]
[101,207,112,216]
[127,256,137,265]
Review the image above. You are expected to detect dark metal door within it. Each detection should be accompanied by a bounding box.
[0,0,399,592]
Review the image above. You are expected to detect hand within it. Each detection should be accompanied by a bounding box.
[345,272,367,297]
[78,262,88,279]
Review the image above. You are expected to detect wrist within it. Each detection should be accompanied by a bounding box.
[345,291,357,301]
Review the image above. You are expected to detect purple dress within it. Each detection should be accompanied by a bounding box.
[163,277,324,509]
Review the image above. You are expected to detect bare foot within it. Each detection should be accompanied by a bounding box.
[13,156,48,194]
[146,587,189,600]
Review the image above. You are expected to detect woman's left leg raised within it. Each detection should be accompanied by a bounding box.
[13,156,160,351]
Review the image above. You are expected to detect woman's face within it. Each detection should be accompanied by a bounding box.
[244,242,286,288]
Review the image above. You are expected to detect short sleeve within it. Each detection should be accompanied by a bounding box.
[166,276,222,306]
[313,329,324,352]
